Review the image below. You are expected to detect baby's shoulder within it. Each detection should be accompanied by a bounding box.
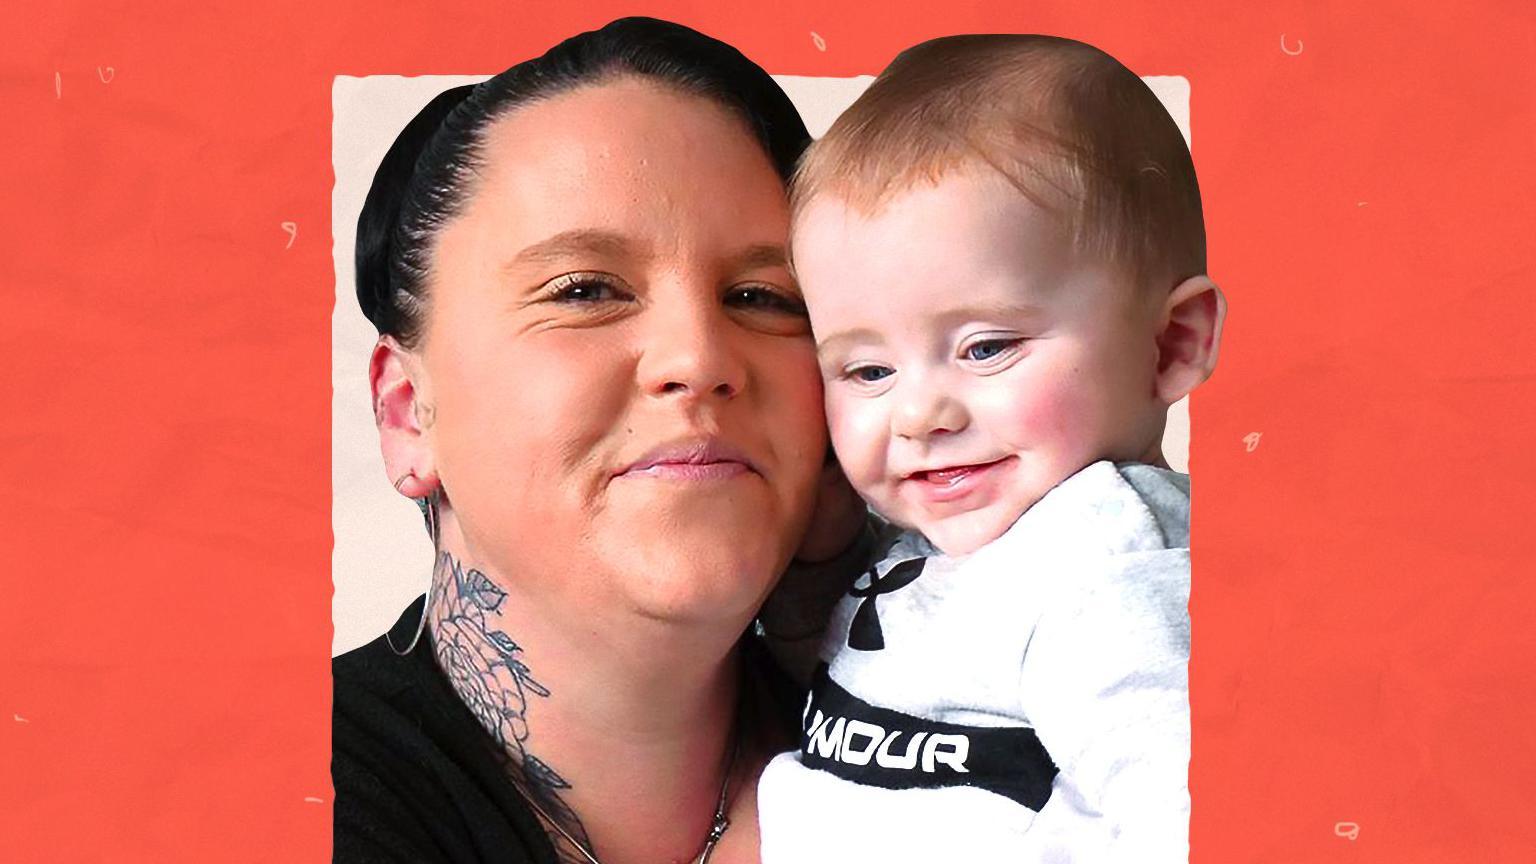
[1004,461,1189,557]
[1113,462,1190,549]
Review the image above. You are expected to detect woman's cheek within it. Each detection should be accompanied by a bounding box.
[762,341,829,462]
[781,343,827,421]
[434,329,611,525]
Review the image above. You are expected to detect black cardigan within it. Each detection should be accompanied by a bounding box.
[332,598,801,863]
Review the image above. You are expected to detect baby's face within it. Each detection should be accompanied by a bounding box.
[793,169,1167,555]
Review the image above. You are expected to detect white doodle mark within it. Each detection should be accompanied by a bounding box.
[14,714,28,723]
[54,72,62,99]
[97,66,115,84]
[811,31,827,52]
[304,797,325,804]
[281,221,298,249]
[1357,201,1367,207]
[1280,34,1304,56]
[1334,822,1360,840]
[1243,432,1262,452]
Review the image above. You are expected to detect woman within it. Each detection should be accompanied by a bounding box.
[333,17,863,864]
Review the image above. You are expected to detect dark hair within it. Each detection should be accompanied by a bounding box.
[355,17,811,346]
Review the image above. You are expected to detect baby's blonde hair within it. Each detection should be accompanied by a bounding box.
[792,34,1205,290]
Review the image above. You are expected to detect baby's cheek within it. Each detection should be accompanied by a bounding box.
[978,379,1083,450]
[825,394,891,501]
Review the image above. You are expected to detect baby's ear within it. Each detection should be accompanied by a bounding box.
[370,335,439,499]
[1153,275,1226,405]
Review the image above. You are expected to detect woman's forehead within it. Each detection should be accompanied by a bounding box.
[446,79,790,265]
[477,79,770,195]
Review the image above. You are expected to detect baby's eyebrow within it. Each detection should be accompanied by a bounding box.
[931,303,1046,326]
[816,327,884,357]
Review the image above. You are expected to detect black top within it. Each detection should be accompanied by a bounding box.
[332,598,803,863]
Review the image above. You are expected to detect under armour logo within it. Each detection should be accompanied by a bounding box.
[847,557,927,651]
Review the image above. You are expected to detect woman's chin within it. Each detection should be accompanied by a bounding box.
[596,524,788,626]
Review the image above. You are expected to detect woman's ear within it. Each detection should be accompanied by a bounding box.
[370,335,438,499]
[1153,275,1227,405]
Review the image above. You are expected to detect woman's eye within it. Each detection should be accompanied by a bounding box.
[547,274,627,303]
[963,338,1021,362]
[725,285,807,316]
[847,365,895,383]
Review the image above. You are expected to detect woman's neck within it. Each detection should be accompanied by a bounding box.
[425,530,754,864]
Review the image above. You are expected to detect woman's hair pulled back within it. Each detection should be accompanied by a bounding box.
[355,16,810,346]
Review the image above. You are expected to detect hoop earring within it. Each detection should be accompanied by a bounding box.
[388,483,442,656]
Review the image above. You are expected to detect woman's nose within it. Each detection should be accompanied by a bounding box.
[891,376,968,442]
[635,291,747,401]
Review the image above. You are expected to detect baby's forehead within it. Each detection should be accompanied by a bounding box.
[794,174,1079,273]
[793,161,1108,272]
[796,175,1159,314]
[793,154,1059,222]
[788,58,1206,295]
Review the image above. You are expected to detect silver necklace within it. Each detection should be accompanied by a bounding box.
[520,734,739,864]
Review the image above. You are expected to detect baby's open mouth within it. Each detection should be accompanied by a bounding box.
[908,458,1010,485]
[900,456,1018,506]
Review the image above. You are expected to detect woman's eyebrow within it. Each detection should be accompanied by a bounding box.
[507,229,640,268]
[726,242,789,273]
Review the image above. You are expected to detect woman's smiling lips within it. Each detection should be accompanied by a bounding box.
[900,456,1017,505]
[616,437,759,481]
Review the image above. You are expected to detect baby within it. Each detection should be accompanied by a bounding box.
[758,35,1225,861]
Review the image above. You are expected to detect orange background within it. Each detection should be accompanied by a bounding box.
[4,0,1533,861]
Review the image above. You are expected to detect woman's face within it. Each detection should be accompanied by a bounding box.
[416,79,824,626]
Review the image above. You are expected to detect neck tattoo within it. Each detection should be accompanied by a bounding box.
[427,551,592,858]
[426,551,741,863]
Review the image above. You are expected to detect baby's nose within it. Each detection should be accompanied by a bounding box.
[891,383,968,441]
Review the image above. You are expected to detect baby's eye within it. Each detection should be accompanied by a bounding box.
[846,364,895,383]
[963,338,1022,362]
[546,273,629,303]
[725,284,808,316]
